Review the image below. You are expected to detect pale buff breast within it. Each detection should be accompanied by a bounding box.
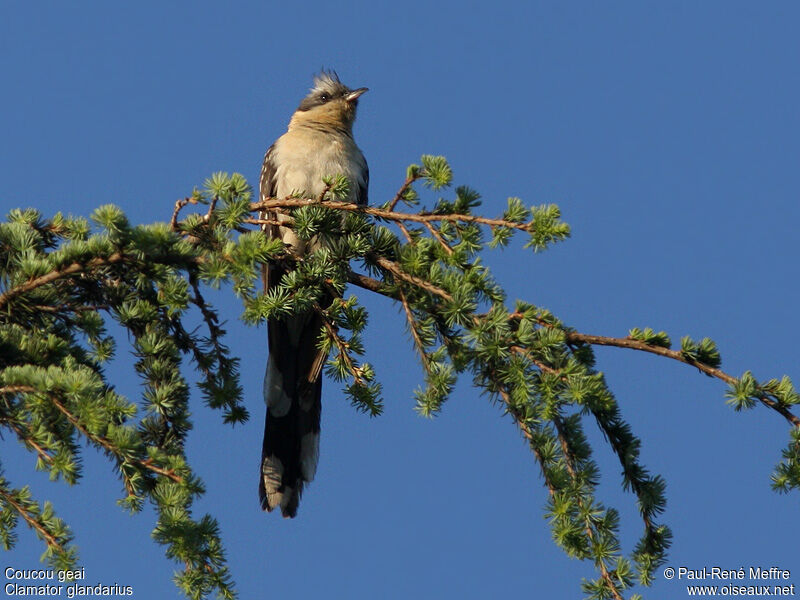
[270,128,366,254]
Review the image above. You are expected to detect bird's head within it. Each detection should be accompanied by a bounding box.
[289,71,368,133]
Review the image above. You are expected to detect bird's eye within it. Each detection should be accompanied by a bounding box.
[319,93,329,103]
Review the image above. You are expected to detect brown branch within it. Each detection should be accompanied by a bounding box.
[2,419,54,465]
[46,395,132,496]
[206,195,218,222]
[387,173,422,212]
[53,394,183,485]
[370,255,454,303]
[511,342,659,533]
[503,312,800,429]
[317,309,365,386]
[0,486,65,553]
[252,197,532,233]
[346,270,398,299]
[170,197,192,231]
[398,288,431,375]
[0,252,127,310]
[139,458,181,481]
[510,345,558,374]
[396,221,413,244]
[298,302,337,394]
[486,363,626,600]
[423,221,454,255]
[317,180,335,202]
[0,385,38,395]
[242,218,290,228]
[30,303,109,314]
[552,415,626,600]
[564,331,800,429]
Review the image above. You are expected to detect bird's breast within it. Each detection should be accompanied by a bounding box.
[270,129,366,254]
[272,130,365,202]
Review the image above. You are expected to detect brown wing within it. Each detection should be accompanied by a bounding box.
[260,144,278,203]
[356,155,369,206]
[259,145,279,291]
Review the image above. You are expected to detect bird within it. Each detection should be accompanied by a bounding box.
[258,71,369,518]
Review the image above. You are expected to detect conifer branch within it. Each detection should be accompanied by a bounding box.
[138,458,182,482]
[502,311,800,429]
[388,172,422,212]
[510,345,556,374]
[552,415,627,600]
[564,331,800,428]
[0,485,65,554]
[488,348,631,599]
[241,218,290,228]
[28,304,109,314]
[423,221,454,255]
[0,385,37,395]
[7,158,794,599]
[398,287,431,375]
[494,374,632,600]
[171,197,194,231]
[2,385,184,486]
[0,252,127,310]
[48,394,183,488]
[318,308,364,386]
[347,270,393,296]
[188,278,230,371]
[396,221,413,244]
[2,419,55,465]
[370,255,454,303]
[252,197,535,233]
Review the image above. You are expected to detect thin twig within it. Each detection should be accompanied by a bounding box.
[423,221,454,255]
[2,419,54,465]
[552,415,626,600]
[490,366,625,600]
[370,255,454,303]
[317,180,335,203]
[242,218,290,228]
[398,288,431,375]
[387,173,421,212]
[0,252,127,310]
[139,458,181,481]
[206,195,218,222]
[0,385,39,395]
[47,396,131,495]
[565,331,800,428]
[30,304,109,314]
[252,197,532,233]
[510,345,557,374]
[0,486,65,553]
[23,386,183,494]
[396,221,413,244]
[317,310,364,385]
[346,270,394,297]
[170,197,192,231]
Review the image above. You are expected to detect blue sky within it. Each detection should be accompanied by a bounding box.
[2,2,799,598]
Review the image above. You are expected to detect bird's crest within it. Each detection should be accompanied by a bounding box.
[310,70,349,97]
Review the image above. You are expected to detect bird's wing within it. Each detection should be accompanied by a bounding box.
[356,155,369,206]
[259,144,279,291]
[260,144,278,202]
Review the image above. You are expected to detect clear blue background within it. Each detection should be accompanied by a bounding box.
[1,2,798,599]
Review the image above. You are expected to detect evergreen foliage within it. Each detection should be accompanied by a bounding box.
[1,157,798,599]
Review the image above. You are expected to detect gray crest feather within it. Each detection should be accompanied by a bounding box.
[311,70,346,95]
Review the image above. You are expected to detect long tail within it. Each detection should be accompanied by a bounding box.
[259,345,322,518]
[260,264,325,518]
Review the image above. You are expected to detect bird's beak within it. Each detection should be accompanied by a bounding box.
[345,88,368,102]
